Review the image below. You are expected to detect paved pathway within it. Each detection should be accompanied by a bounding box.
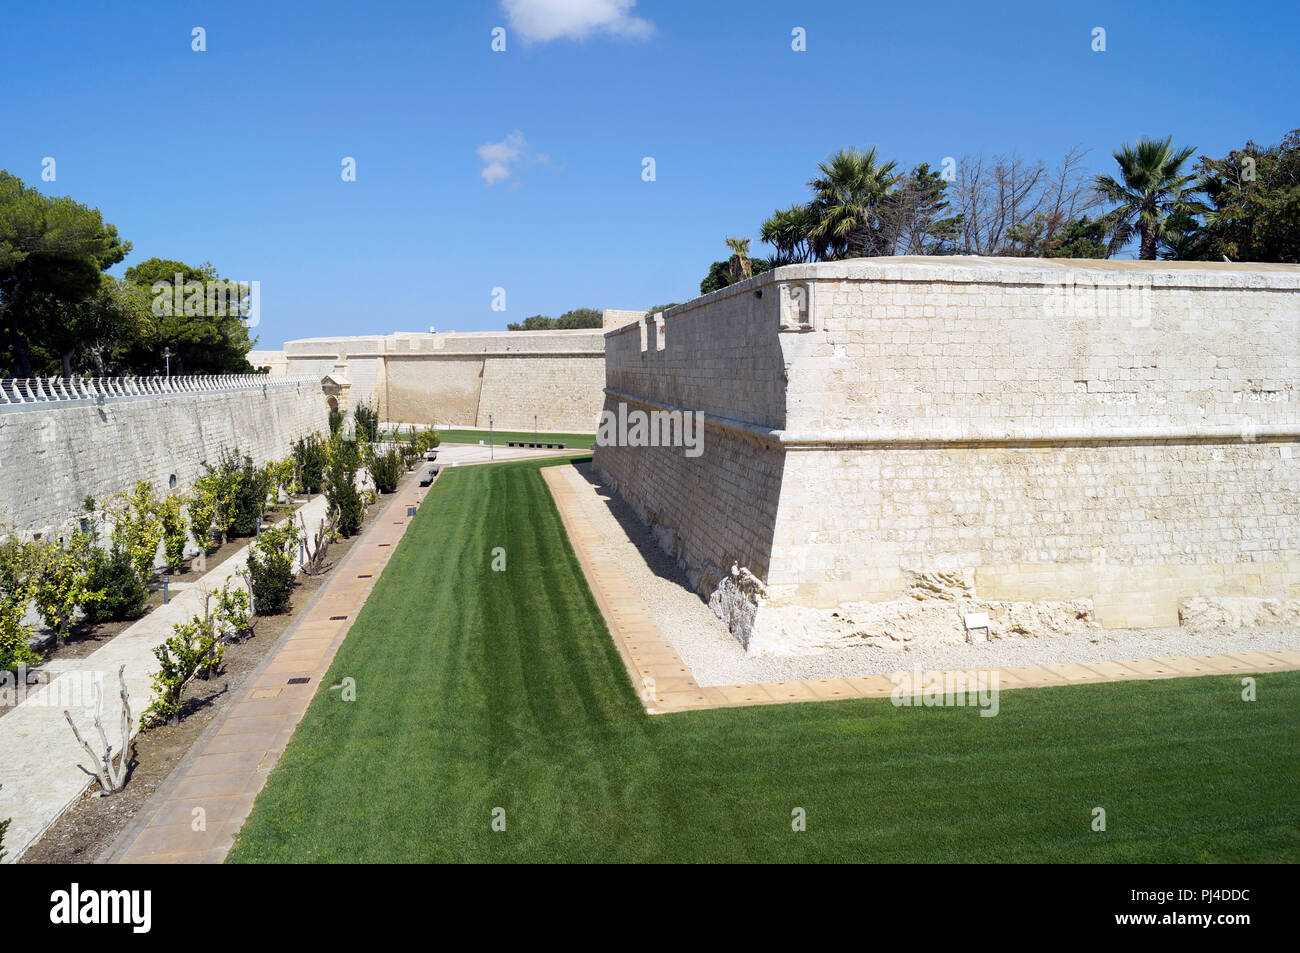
[103,471,430,863]
[0,494,330,862]
[541,463,1300,714]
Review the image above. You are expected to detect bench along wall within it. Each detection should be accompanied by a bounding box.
[0,379,329,537]
[275,328,606,433]
[593,257,1300,654]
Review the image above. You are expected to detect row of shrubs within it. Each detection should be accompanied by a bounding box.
[0,420,441,672]
[141,424,441,730]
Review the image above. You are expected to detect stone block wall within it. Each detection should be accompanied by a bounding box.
[276,329,605,432]
[594,257,1300,653]
[0,379,330,536]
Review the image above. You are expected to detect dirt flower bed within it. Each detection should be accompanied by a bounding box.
[16,485,402,864]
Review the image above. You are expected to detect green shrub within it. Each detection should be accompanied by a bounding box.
[227,453,269,538]
[325,437,364,538]
[0,541,38,669]
[411,427,441,453]
[187,485,217,552]
[292,433,328,494]
[195,460,239,545]
[157,495,188,571]
[265,457,295,501]
[328,408,344,435]
[32,534,98,644]
[213,585,252,641]
[110,481,164,580]
[246,524,297,615]
[0,600,39,671]
[141,615,224,728]
[354,400,380,443]
[368,447,403,494]
[82,543,148,624]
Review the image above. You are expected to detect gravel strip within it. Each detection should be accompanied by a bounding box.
[571,463,1300,686]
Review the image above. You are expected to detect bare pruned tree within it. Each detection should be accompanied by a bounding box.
[950,146,1104,257]
[951,152,1045,255]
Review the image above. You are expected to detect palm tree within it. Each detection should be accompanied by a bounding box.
[724,237,752,283]
[1094,136,1207,259]
[806,147,900,260]
[760,204,816,265]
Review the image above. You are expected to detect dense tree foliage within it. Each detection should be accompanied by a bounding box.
[1188,129,1300,263]
[0,171,255,377]
[506,307,603,331]
[121,257,256,375]
[0,171,130,376]
[700,255,772,295]
[709,129,1294,281]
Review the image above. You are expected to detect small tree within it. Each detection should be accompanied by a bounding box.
[32,534,98,645]
[353,399,380,443]
[325,436,364,537]
[141,614,225,728]
[157,494,188,572]
[0,599,39,671]
[82,543,147,624]
[187,483,217,554]
[110,481,164,581]
[229,454,269,538]
[265,457,295,502]
[368,446,403,494]
[0,539,39,669]
[196,583,250,678]
[292,432,328,494]
[246,522,298,615]
[213,584,252,642]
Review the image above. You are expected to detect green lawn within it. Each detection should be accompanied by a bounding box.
[229,456,1300,863]
[385,428,596,450]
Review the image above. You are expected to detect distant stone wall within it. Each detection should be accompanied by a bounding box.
[594,257,1300,654]
[278,328,604,432]
[602,308,645,330]
[0,380,329,536]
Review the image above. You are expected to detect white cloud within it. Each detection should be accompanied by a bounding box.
[476,131,556,185]
[501,0,655,44]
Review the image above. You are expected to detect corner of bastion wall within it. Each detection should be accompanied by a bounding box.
[595,257,1300,656]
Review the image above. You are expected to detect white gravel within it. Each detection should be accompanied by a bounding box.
[571,463,1300,687]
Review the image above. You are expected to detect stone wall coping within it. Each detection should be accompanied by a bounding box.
[612,255,1300,335]
[285,329,605,357]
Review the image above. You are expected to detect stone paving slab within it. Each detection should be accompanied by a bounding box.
[103,463,443,864]
[542,462,1300,717]
[0,494,330,863]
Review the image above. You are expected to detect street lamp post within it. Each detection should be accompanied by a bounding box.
[489,414,494,461]
[163,347,171,379]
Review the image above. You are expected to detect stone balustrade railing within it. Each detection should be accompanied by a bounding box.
[0,374,319,410]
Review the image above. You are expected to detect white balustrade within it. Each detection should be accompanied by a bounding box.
[0,374,317,409]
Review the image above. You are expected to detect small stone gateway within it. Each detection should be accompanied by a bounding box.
[593,256,1300,655]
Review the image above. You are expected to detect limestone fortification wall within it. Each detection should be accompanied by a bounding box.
[0,380,330,536]
[594,256,1300,654]
[277,328,604,432]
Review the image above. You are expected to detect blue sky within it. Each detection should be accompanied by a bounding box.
[2,0,1296,347]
